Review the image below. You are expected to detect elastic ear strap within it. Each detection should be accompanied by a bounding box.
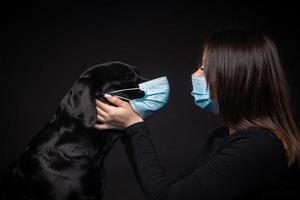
[108,87,140,94]
[111,95,131,101]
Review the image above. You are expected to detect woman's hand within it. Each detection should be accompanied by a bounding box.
[94,94,144,130]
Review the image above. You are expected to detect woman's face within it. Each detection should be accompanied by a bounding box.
[192,67,205,77]
[192,51,207,77]
[191,66,219,102]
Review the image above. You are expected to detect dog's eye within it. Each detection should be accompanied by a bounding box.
[123,71,134,81]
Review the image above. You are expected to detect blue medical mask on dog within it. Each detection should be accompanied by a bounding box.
[191,75,219,114]
[108,76,170,119]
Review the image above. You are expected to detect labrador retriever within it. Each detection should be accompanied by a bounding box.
[0,61,148,200]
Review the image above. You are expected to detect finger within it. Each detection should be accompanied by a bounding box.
[95,99,114,113]
[94,123,123,130]
[95,99,105,107]
[105,94,127,107]
[94,123,112,130]
[96,106,109,118]
[97,114,106,122]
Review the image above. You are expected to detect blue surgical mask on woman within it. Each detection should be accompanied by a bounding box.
[107,76,170,119]
[191,75,219,114]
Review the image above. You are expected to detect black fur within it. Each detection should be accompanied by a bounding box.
[0,61,148,200]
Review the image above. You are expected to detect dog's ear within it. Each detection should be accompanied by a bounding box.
[60,77,96,128]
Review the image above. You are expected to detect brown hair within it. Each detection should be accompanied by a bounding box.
[202,29,300,166]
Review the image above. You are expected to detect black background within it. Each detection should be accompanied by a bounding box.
[1,1,299,199]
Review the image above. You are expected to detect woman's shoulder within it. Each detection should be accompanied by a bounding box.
[209,126,284,151]
[222,127,287,163]
[227,127,283,147]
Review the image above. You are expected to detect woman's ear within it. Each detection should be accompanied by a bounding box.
[60,77,97,128]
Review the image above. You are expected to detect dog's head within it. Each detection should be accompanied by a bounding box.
[60,61,148,128]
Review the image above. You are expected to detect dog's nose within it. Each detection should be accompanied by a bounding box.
[138,76,149,83]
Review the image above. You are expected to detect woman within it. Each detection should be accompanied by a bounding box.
[94,30,300,199]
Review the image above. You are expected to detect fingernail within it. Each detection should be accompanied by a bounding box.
[104,93,112,98]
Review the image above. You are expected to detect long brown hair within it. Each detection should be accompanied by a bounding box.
[202,29,300,166]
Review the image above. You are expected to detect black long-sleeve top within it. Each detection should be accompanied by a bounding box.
[120,121,300,200]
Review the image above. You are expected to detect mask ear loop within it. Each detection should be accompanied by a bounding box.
[108,95,131,101]
[107,87,140,101]
[108,87,140,93]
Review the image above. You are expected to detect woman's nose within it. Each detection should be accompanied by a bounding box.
[192,68,205,77]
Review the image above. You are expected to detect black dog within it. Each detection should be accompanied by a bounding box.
[0,61,148,200]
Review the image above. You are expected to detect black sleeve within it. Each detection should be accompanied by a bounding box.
[120,121,286,200]
[171,126,229,182]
